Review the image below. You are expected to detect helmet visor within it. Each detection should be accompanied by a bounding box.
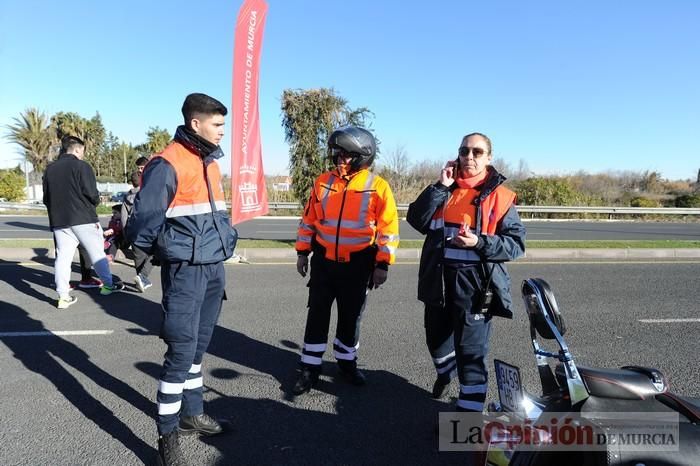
[329,146,356,160]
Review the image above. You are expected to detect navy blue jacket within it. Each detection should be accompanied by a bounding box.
[125,127,237,264]
[406,167,526,318]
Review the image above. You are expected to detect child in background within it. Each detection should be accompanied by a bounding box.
[103,204,125,262]
[122,169,156,292]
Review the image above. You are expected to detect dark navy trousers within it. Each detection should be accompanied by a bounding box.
[156,261,225,434]
[443,264,492,412]
[424,303,457,383]
[299,249,374,372]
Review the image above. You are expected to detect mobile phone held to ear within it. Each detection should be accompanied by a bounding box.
[446,158,459,179]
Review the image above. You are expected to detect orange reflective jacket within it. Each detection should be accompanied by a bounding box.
[159,144,227,218]
[296,168,399,264]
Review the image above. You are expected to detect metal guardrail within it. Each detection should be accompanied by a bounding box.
[265,202,700,217]
[2,201,699,217]
[0,202,46,211]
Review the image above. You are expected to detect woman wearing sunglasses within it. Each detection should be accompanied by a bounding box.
[407,132,525,413]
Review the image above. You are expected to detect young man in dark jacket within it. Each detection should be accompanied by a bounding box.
[43,136,124,308]
[126,93,238,466]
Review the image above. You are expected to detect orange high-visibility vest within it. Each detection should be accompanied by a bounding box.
[429,185,516,262]
[296,169,399,264]
[155,143,227,218]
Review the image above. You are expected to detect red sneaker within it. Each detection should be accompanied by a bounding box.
[78,277,103,289]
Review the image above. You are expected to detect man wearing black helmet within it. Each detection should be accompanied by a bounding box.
[293,125,400,395]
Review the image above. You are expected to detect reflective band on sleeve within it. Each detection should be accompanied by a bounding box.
[158,400,182,415]
[457,399,484,411]
[301,354,322,365]
[433,351,456,365]
[303,342,328,352]
[158,380,185,394]
[189,363,202,374]
[297,235,312,244]
[459,383,488,394]
[166,202,213,218]
[299,222,316,232]
[183,376,203,390]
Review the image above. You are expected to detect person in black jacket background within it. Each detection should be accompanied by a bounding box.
[43,136,124,308]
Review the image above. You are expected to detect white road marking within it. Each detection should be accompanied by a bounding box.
[638,318,700,323]
[0,330,114,337]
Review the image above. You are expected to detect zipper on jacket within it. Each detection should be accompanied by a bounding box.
[334,178,350,261]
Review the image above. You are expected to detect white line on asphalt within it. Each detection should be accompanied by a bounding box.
[638,318,700,323]
[0,330,114,337]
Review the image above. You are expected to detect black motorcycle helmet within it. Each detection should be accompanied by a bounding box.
[327,126,376,172]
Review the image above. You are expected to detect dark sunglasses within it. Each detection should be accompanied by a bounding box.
[458,146,487,158]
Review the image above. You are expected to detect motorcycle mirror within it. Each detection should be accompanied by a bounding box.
[521,278,567,339]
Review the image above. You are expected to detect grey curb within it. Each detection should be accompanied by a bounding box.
[2,247,699,264]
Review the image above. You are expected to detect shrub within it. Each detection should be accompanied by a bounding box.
[674,194,700,208]
[629,197,661,207]
[514,177,590,205]
[0,169,26,201]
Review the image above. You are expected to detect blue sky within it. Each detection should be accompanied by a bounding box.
[1,0,698,180]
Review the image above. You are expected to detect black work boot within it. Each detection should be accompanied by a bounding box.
[157,430,187,466]
[338,364,366,386]
[292,367,319,395]
[179,413,231,436]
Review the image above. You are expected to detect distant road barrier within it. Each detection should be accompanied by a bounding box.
[265,202,700,218]
[2,201,699,218]
[0,202,46,211]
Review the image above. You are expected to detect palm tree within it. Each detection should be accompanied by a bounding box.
[5,108,54,172]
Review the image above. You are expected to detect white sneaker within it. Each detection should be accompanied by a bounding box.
[57,295,78,309]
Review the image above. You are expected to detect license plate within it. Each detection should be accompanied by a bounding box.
[494,359,523,412]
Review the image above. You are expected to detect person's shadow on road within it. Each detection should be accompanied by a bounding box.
[0,298,156,463]
[0,260,158,461]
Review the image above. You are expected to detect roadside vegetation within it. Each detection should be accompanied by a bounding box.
[4,94,699,214]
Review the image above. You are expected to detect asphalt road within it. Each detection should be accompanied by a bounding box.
[1,215,700,241]
[0,260,698,465]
